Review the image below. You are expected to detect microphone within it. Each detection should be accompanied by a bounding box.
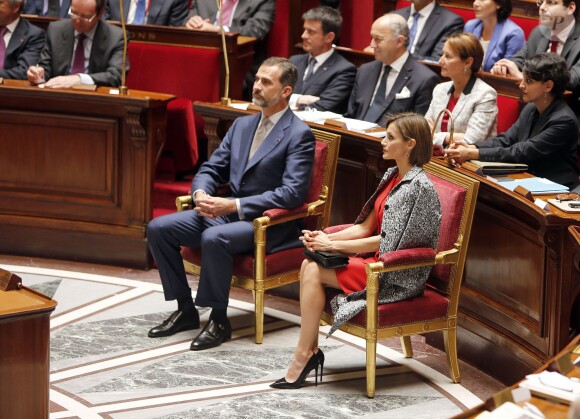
[216,0,231,105]
[118,0,129,94]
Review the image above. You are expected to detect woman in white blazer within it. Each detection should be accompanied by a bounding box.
[426,33,498,148]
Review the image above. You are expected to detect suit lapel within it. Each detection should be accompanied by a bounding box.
[122,0,131,20]
[244,109,292,175]
[302,51,337,92]
[382,56,412,112]
[6,19,26,57]
[293,55,308,94]
[61,23,75,75]
[562,21,580,62]
[361,61,383,117]
[417,5,440,49]
[89,21,106,73]
[231,113,260,185]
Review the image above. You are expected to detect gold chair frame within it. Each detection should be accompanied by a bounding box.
[176,129,341,343]
[321,160,479,398]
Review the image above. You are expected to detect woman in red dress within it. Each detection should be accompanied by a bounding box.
[271,112,442,389]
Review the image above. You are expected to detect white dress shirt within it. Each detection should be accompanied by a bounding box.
[369,51,409,104]
[407,1,435,54]
[72,25,97,84]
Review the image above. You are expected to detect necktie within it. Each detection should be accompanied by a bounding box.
[249,117,271,159]
[364,66,391,123]
[0,26,7,70]
[134,0,146,24]
[550,38,559,54]
[219,0,235,26]
[408,12,420,52]
[304,57,316,80]
[71,33,86,75]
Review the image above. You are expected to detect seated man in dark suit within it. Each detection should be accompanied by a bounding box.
[184,0,275,98]
[392,0,463,62]
[105,0,188,26]
[22,0,51,15]
[0,0,45,80]
[289,6,356,114]
[146,57,315,351]
[346,14,438,125]
[26,0,127,88]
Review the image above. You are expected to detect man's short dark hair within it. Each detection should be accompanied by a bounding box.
[261,57,298,91]
[302,6,343,39]
[523,53,570,98]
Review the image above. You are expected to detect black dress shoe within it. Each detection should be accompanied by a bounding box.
[148,310,200,338]
[190,319,232,351]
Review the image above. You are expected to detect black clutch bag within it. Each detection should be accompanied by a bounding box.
[303,249,349,269]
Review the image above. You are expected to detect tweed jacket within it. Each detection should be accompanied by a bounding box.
[425,76,498,146]
[329,165,442,335]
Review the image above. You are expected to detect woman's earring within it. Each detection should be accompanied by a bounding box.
[464,67,467,75]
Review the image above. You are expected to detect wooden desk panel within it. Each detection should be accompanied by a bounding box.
[0,81,173,269]
[192,102,580,384]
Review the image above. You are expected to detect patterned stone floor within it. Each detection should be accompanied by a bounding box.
[0,257,504,418]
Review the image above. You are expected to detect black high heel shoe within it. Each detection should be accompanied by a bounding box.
[270,349,325,389]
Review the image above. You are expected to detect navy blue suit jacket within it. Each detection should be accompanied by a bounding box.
[346,56,438,125]
[464,18,525,72]
[393,4,463,61]
[191,108,315,250]
[0,18,45,80]
[290,50,356,114]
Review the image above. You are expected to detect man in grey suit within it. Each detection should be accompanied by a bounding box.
[147,57,315,351]
[0,0,45,80]
[392,0,463,62]
[106,0,188,26]
[27,0,127,88]
[346,14,438,125]
[289,6,356,114]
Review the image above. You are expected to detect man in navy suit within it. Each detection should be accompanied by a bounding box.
[392,0,463,62]
[289,6,356,114]
[147,57,315,351]
[105,0,188,26]
[346,14,438,125]
[0,0,45,80]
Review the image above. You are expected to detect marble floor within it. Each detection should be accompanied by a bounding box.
[0,255,505,418]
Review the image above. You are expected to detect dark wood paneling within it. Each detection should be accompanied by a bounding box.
[0,81,173,269]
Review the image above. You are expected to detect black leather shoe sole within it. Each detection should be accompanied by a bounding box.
[190,319,232,351]
[148,310,200,338]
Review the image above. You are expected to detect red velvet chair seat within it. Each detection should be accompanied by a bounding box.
[182,246,306,278]
[324,284,449,328]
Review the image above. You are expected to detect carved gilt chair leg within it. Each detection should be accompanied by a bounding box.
[443,328,461,383]
[366,338,377,398]
[400,336,413,358]
[254,288,265,344]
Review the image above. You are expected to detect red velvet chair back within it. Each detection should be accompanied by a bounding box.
[126,43,221,101]
[427,172,467,283]
[497,94,521,134]
[512,16,538,39]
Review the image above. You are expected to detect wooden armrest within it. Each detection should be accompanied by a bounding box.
[324,224,354,234]
[259,199,327,227]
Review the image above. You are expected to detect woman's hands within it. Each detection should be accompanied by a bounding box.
[444,140,479,165]
[300,230,334,252]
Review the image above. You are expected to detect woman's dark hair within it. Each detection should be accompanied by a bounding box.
[385,113,433,166]
[494,0,513,22]
[523,53,569,98]
[445,33,485,73]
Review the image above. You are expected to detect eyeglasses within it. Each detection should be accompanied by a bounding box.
[556,193,580,202]
[68,7,97,23]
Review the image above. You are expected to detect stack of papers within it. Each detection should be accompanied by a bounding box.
[497,178,568,195]
[519,371,580,404]
[294,111,342,123]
